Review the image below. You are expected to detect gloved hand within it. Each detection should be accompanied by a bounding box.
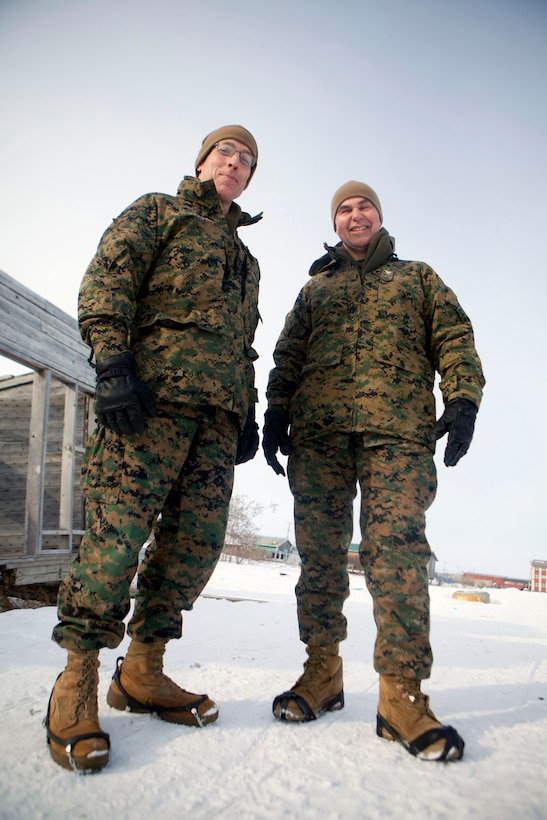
[95,352,157,436]
[235,407,259,465]
[262,408,291,476]
[429,398,478,467]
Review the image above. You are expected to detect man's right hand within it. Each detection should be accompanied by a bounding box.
[94,352,157,436]
[262,408,291,476]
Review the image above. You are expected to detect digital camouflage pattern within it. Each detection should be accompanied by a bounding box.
[54,175,262,650]
[289,437,436,678]
[54,405,237,650]
[267,232,484,678]
[267,235,484,445]
[79,176,261,427]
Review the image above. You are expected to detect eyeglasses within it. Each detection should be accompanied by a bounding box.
[214,142,256,168]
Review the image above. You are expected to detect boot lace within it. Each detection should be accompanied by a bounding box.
[74,655,98,719]
[303,655,326,673]
[146,646,171,683]
[152,652,164,677]
[401,682,436,720]
[296,651,329,687]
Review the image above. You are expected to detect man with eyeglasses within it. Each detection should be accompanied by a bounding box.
[263,181,484,762]
[45,125,261,772]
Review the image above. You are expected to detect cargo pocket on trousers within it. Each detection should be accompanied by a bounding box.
[80,426,125,504]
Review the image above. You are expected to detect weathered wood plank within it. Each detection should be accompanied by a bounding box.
[0,554,76,585]
[60,384,77,537]
[0,269,95,391]
[25,371,50,555]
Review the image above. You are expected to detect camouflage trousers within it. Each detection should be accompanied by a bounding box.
[288,435,437,679]
[53,405,237,651]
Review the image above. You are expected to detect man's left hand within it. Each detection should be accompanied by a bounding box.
[429,398,478,467]
[235,408,259,465]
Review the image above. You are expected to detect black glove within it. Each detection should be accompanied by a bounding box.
[429,398,478,467]
[262,408,291,476]
[235,407,259,465]
[94,352,157,436]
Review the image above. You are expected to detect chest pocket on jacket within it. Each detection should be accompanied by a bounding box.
[302,275,348,371]
[372,271,433,380]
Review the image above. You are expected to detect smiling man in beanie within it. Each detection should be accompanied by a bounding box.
[45,125,262,772]
[263,181,484,761]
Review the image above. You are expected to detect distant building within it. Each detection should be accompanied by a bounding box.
[530,560,547,593]
[254,536,299,564]
[461,572,528,590]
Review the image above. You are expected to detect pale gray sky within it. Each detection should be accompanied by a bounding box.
[1,0,546,578]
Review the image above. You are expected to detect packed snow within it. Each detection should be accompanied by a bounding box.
[1,559,546,819]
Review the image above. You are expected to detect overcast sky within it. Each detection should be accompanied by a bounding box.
[1,0,546,579]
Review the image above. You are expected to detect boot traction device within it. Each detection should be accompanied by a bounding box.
[44,671,110,772]
[272,644,344,722]
[273,688,344,721]
[376,712,465,761]
[107,657,211,727]
[377,675,465,761]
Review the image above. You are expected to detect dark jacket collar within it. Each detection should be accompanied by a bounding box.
[309,228,396,277]
[177,176,263,228]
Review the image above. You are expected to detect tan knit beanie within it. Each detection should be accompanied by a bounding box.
[331,181,383,228]
[195,125,258,187]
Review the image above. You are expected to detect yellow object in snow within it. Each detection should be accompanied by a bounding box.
[452,590,490,603]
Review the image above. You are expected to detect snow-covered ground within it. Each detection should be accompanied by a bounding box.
[1,560,546,819]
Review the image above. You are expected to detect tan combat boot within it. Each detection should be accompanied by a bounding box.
[377,675,464,761]
[272,644,344,722]
[106,639,218,727]
[45,649,110,772]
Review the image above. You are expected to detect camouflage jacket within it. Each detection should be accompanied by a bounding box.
[266,239,484,447]
[79,176,262,426]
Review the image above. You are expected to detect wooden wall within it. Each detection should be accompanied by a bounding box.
[0,269,96,585]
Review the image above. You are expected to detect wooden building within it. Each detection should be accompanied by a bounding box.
[0,269,95,598]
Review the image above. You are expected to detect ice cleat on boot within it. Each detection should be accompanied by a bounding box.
[45,649,110,772]
[106,640,218,727]
[376,675,464,761]
[273,644,344,722]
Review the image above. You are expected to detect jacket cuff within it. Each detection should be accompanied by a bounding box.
[87,324,130,359]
